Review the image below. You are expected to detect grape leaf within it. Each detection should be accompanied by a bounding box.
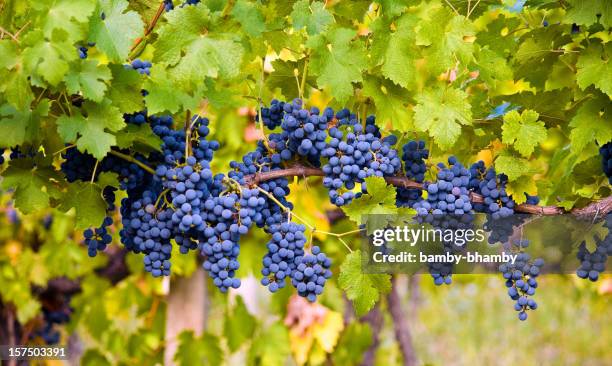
[370,14,418,89]
[0,41,34,109]
[59,181,108,229]
[0,159,63,214]
[174,331,222,366]
[501,109,547,158]
[224,296,256,352]
[342,177,398,226]
[89,0,144,62]
[362,76,412,132]
[232,0,266,37]
[115,123,162,152]
[307,27,367,103]
[413,87,472,149]
[566,0,612,28]
[576,44,612,97]
[494,155,531,181]
[143,65,198,114]
[56,101,126,159]
[22,30,76,86]
[338,250,391,316]
[331,322,373,366]
[107,65,144,114]
[0,104,28,147]
[415,5,475,75]
[291,0,334,35]
[64,60,112,102]
[569,96,612,154]
[42,0,96,42]
[377,0,413,17]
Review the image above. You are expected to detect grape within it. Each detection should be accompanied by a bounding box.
[77,46,88,59]
[290,245,332,302]
[257,99,286,130]
[576,213,612,281]
[61,148,97,182]
[83,188,116,257]
[396,140,429,207]
[260,222,306,292]
[322,116,401,206]
[0,147,5,165]
[412,156,474,284]
[600,142,612,184]
[499,246,543,321]
[129,59,152,75]
[164,0,174,11]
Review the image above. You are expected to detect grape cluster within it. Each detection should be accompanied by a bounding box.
[257,99,286,130]
[499,247,543,321]
[576,213,612,281]
[291,245,332,302]
[470,163,515,218]
[129,59,152,75]
[261,222,306,292]
[83,188,116,257]
[32,305,71,344]
[396,140,429,207]
[600,142,612,184]
[200,188,266,291]
[322,122,401,206]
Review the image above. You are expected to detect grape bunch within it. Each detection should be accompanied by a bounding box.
[396,140,429,207]
[257,99,286,130]
[83,189,116,257]
[129,59,152,75]
[499,247,543,321]
[469,162,515,218]
[32,302,72,344]
[576,213,612,281]
[600,142,612,184]
[200,187,266,292]
[261,222,307,292]
[322,121,401,206]
[291,245,332,302]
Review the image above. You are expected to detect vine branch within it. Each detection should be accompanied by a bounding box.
[243,164,612,217]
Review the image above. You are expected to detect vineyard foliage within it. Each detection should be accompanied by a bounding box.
[0,0,611,364]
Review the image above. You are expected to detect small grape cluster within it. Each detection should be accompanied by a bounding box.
[322,122,401,206]
[83,188,116,257]
[470,162,515,218]
[500,247,543,321]
[261,222,307,292]
[32,304,72,344]
[600,142,612,184]
[291,246,332,302]
[576,213,612,281]
[129,59,152,75]
[257,99,286,129]
[396,140,429,207]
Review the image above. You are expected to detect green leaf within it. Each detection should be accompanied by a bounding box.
[232,0,266,37]
[566,0,611,28]
[0,41,33,109]
[107,64,144,114]
[59,181,108,229]
[569,96,612,154]
[225,296,257,352]
[413,87,472,149]
[501,110,547,158]
[338,250,391,316]
[331,322,373,366]
[307,27,367,103]
[494,155,531,181]
[362,76,412,132]
[143,65,198,114]
[0,160,63,214]
[370,14,418,89]
[56,101,126,159]
[89,0,144,62]
[342,177,398,226]
[115,123,162,152]
[43,0,96,42]
[377,0,414,17]
[415,5,475,75]
[291,0,334,35]
[0,105,27,147]
[266,59,314,100]
[174,331,222,366]
[22,31,76,86]
[248,322,290,366]
[65,60,112,102]
[576,44,612,97]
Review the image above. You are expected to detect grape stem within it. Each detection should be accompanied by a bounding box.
[130,0,166,55]
[244,164,612,216]
[108,150,156,175]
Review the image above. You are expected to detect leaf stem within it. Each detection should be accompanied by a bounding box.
[90,159,99,184]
